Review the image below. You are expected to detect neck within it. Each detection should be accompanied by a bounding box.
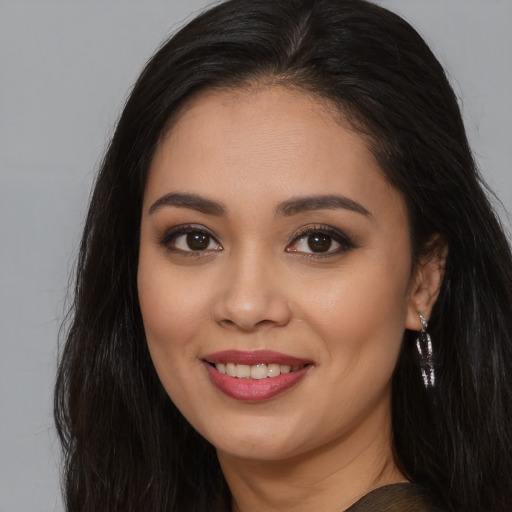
[218,403,405,512]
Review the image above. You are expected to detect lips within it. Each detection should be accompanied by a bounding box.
[202,350,313,401]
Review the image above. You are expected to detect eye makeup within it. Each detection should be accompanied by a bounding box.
[286,224,356,258]
[158,223,222,256]
[157,221,356,261]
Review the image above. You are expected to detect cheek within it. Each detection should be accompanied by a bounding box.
[298,255,410,373]
[298,268,409,433]
[137,262,208,412]
[138,247,207,338]
[137,252,205,374]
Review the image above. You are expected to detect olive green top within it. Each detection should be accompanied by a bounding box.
[345,483,443,512]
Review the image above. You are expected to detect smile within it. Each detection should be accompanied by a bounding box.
[214,362,304,379]
[202,350,313,401]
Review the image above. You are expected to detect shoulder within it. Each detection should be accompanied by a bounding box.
[345,483,444,512]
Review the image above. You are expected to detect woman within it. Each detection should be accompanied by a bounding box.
[54,0,512,511]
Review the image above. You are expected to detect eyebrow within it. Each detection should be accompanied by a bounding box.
[148,192,226,216]
[148,192,370,218]
[275,194,371,217]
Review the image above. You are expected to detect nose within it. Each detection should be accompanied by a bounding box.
[212,251,292,331]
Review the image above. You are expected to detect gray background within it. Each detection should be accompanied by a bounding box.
[1,1,510,511]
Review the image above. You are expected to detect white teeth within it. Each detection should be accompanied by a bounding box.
[214,362,303,379]
[236,364,251,378]
[250,364,267,380]
[226,363,236,377]
[267,363,281,377]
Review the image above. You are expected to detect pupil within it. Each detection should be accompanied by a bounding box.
[186,232,209,250]
[307,234,331,252]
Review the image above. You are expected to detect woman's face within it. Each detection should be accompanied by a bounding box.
[138,86,420,462]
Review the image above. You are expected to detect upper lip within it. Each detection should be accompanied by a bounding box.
[202,350,312,366]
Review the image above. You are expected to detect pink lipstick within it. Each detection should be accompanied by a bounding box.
[202,350,313,401]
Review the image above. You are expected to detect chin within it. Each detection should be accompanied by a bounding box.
[203,415,330,464]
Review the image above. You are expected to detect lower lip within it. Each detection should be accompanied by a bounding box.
[203,362,310,402]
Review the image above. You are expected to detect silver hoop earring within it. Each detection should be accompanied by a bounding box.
[416,314,435,388]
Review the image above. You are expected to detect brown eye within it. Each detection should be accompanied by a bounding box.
[307,234,332,252]
[164,227,222,253]
[286,225,354,257]
[186,231,211,250]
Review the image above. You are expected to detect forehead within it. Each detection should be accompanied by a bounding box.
[145,86,403,220]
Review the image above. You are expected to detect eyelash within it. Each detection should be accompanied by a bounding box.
[159,224,222,257]
[158,223,355,258]
[286,224,356,259]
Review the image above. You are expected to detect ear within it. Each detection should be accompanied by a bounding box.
[405,235,448,330]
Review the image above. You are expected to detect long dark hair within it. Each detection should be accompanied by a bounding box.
[54,1,512,510]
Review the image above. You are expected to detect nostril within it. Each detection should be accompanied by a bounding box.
[212,288,293,330]
[255,319,275,327]
[218,319,236,328]
[218,317,280,332]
